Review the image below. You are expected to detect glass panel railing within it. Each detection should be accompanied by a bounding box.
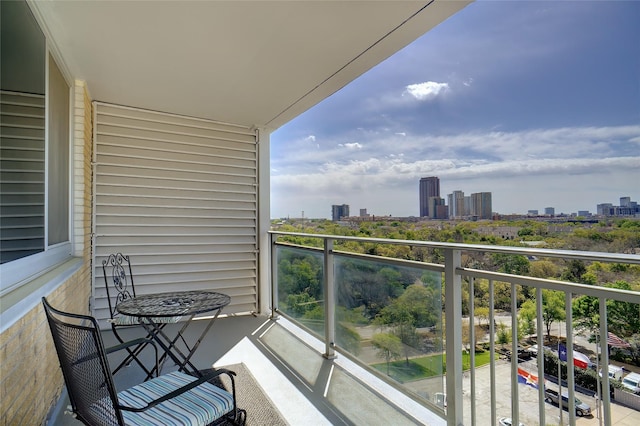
[275,245,325,338]
[333,255,446,409]
[271,231,640,425]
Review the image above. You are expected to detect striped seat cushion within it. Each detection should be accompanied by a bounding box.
[110,315,182,326]
[117,371,234,426]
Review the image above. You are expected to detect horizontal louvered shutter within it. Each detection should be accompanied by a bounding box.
[0,91,45,263]
[93,103,257,323]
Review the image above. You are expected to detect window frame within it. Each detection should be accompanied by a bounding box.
[0,1,74,295]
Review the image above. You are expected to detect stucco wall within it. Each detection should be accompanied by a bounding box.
[0,81,92,426]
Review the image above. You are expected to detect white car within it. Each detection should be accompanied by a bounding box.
[528,344,552,355]
[622,372,640,394]
[499,417,525,426]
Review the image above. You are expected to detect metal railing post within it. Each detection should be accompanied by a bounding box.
[565,292,576,425]
[489,279,496,425]
[469,277,476,426]
[444,248,463,426]
[536,288,546,426]
[599,298,611,426]
[270,232,279,319]
[324,238,336,359]
[510,283,519,426]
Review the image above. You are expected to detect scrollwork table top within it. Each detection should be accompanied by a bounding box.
[116,290,230,317]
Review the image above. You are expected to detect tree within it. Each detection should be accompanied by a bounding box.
[396,284,439,328]
[622,334,640,366]
[573,281,640,339]
[492,253,531,276]
[462,323,482,353]
[518,227,534,237]
[541,290,566,343]
[529,260,560,279]
[497,323,511,346]
[375,284,439,364]
[277,252,322,299]
[475,306,490,328]
[518,299,536,338]
[285,292,318,317]
[492,281,524,312]
[377,300,417,365]
[572,294,599,338]
[519,290,566,343]
[561,259,586,283]
[371,333,403,375]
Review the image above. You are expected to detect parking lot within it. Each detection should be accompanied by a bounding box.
[460,360,640,425]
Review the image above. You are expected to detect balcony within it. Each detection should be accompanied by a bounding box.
[55,231,640,426]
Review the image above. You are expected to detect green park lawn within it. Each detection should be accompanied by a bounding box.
[372,351,491,383]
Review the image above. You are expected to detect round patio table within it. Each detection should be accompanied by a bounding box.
[117,290,230,377]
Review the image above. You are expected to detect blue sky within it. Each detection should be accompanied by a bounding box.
[270,1,640,219]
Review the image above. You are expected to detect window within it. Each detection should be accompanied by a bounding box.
[0,0,72,289]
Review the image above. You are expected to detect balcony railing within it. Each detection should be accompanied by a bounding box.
[269,230,640,426]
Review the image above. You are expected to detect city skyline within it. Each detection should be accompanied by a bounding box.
[270,1,640,219]
[320,190,638,221]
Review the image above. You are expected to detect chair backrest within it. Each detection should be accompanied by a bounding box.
[102,253,136,320]
[42,297,124,426]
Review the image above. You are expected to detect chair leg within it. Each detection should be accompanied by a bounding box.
[234,409,246,426]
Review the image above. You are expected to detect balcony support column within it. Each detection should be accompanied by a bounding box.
[444,248,463,426]
[323,238,336,359]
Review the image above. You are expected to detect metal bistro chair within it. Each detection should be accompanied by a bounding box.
[102,253,183,377]
[42,297,246,426]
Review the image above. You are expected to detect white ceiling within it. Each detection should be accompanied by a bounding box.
[32,1,470,131]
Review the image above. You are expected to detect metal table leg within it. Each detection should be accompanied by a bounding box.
[140,308,223,378]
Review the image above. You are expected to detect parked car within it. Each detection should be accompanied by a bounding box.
[622,372,640,394]
[528,344,553,355]
[505,346,533,362]
[499,417,525,426]
[544,388,591,417]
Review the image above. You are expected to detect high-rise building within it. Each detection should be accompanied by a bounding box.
[470,192,492,219]
[597,203,613,216]
[428,197,447,219]
[419,177,440,217]
[331,204,349,221]
[597,198,639,216]
[448,190,465,218]
[544,207,555,216]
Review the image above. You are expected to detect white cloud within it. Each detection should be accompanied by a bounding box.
[304,135,316,142]
[340,142,363,150]
[271,156,640,218]
[404,81,450,101]
[271,125,640,178]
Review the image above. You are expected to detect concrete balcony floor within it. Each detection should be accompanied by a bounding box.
[53,314,442,425]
